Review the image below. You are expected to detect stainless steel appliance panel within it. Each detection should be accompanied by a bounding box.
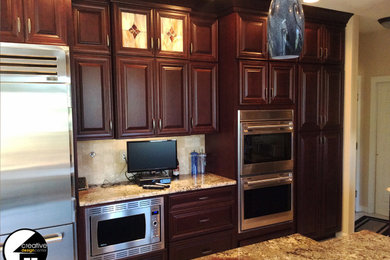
[0,224,75,260]
[0,82,74,235]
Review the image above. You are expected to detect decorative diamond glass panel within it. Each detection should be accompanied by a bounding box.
[160,17,183,52]
[122,12,147,49]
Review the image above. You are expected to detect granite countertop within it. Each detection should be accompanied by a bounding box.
[196,230,390,260]
[78,173,236,207]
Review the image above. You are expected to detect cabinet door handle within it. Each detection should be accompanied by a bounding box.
[17,17,21,33]
[158,38,161,50]
[27,18,31,34]
[107,34,110,47]
[320,47,323,58]
[270,88,274,98]
[199,218,210,223]
[190,43,193,54]
[198,196,209,201]
[152,118,156,130]
[159,118,162,130]
[191,117,194,128]
[151,37,154,49]
[202,249,213,255]
[109,120,112,131]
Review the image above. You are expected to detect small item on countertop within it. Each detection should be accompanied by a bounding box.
[142,184,165,190]
[172,159,180,178]
[198,151,207,174]
[190,150,199,176]
[155,183,170,188]
[78,177,88,190]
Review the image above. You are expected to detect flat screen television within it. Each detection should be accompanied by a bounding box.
[127,140,177,173]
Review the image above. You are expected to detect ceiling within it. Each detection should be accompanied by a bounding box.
[303,0,390,33]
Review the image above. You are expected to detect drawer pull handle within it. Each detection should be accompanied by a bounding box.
[198,196,209,201]
[202,249,212,255]
[0,233,63,251]
[199,218,210,223]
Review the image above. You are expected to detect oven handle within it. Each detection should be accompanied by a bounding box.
[244,176,292,189]
[245,124,293,131]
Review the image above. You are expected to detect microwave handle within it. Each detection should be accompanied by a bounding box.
[244,176,292,189]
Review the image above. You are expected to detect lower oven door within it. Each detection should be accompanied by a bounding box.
[240,172,293,232]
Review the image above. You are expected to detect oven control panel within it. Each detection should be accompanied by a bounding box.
[151,206,160,242]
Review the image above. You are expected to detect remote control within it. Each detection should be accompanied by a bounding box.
[142,185,165,190]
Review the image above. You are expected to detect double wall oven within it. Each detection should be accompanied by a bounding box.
[238,110,294,233]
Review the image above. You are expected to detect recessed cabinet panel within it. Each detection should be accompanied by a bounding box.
[238,13,267,59]
[239,60,268,105]
[0,0,25,42]
[72,2,110,54]
[300,22,322,63]
[269,63,296,105]
[298,64,321,131]
[190,63,217,134]
[323,26,344,64]
[73,55,113,139]
[116,57,154,138]
[113,4,153,56]
[322,66,343,130]
[190,16,217,61]
[156,10,188,59]
[157,59,188,135]
[24,0,67,45]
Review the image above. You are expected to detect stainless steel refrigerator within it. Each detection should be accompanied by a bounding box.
[0,43,76,259]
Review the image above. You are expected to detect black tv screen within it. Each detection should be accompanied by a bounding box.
[127,140,177,172]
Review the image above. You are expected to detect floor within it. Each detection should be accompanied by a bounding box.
[355,211,388,221]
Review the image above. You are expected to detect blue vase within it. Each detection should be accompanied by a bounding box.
[267,0,305,59]
[190,151,199,176]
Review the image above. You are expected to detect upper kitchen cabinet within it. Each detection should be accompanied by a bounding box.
[73,54,114,140]
[0,0,25,42]
[112,3,189,59]
[269,62,296,105]
[72,1,111,54]
[300,22,344,64]
[0,0,69,45]
[189,14,218,62]
[239,60,268,105]
[190,62,218,134]
[237,13,267,60]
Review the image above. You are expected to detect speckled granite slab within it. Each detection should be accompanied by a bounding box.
[78,173,236,207]
[196,230,390,260]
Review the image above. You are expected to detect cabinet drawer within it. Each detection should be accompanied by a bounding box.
[168,186,235,211]
[169,230,233,260]
[169,202,234,241]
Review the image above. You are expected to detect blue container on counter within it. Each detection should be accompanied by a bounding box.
[190,151,199,176]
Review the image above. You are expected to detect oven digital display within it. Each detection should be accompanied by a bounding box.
[97,214,146,247]
[244,133,292,164]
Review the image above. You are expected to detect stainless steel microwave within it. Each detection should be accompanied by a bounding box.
[85,197,164,260]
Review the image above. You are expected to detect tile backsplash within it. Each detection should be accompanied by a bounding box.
[77,135,205,185]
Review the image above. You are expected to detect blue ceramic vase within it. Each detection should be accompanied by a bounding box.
[267,0,305,59]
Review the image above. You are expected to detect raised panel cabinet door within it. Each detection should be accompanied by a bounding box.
[300,22,322,63]
[323,26,344,64]
[298,64,322,131]
[112,3,153,57]
[238,13,267,59]
[156,10,189,59]
[72,2,110,54]
[239,60,268,105]
[322,66,343,130]
[0,0,25,42]
[190,15,218,61]
[156,59,189,135]
[190,62,218,134]
[24,0,68,45]
[321,131,342,235]
[115,56,154,138]
[296,132,321,239]
[73,55,113,139]
[269,62,296,105]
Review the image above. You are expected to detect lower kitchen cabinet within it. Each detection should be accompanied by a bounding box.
[169,230,234,260]
[297,131,342,240]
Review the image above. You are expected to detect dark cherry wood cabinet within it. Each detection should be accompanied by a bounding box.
[72,1,111,54]
[115,56,155,138]
[0,0,25,42]
[190,15,218,61]
[239,60,268,105]
[298,64,343,132]
[190,62,218,134]
[301,22,344,64]
[297,131,342,240]
[237,13,267,59]
[0,0,68,45]
[167,185,235,259]
[156,59,189,135]
[73,54,114,139]
[269,62,296,105]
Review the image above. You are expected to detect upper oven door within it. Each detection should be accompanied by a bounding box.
[239,121,293,176]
